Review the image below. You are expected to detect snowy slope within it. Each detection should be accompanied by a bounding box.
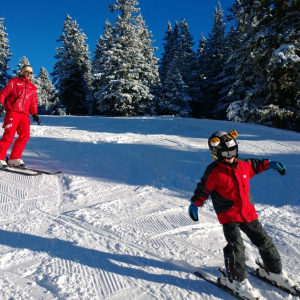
[0,116,299,300]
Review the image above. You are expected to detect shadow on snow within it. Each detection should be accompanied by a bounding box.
[0,229,222,297]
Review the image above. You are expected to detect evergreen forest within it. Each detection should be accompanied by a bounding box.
[0,0,300,132]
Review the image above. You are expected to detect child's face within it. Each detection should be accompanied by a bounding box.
[223,157,235,164]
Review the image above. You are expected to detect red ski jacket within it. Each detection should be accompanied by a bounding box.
[0,76,38,116]
[191,158,270,224]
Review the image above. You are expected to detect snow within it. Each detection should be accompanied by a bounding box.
[0,115,299,300]
[275,44,300,66]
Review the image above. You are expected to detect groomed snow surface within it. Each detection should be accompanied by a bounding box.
[0,116,299,300]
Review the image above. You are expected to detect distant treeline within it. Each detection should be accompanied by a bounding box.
[1,0,299,132]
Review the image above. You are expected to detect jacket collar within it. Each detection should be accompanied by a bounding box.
[216,159,239,169]
[19,75,29,83]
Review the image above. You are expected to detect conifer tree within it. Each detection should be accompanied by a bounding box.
[212,25,240,119]
[159,21,177,85]
[177,18,200,102]
[92,0,159,116]
[159,60,191,117]
[263,0,300,130]
[13,56,40,86]
[189,33,206,118]
[36,67,59,114]
[196,33,206,78]
[177,19,197,83]
[52,15,92,115]
[199,2,227,118]
[0,18,12,89]
[226,0,300,131]
[159,21,182,84]
[159,19,199,117]
[14,56,30,77]
[225,0,273,123]
[91,21,113,115]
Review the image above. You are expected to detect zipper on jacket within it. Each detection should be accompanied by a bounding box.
[234,169,251,222]
[22,81,27,112]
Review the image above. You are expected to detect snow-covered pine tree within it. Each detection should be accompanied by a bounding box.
[158,60,191,117]
[159,21,177,85]
[158,19,199,117]
[158,21,182,85]
[196,32,206,79]
[135,13,161,114]
[190,32,206,118]
[93,0,159,116]
[225,0,273,123]
[91,20,113,115]
[52,14,92,115]
[177,20,198,86]
[14,56,31,77]
[13,56,39,86]
[36,67,59,115]
[0,18,12,89]
[198,2,227,118]
[212,24,240,119]
[226,0,300,131]
[177,19,200,104]
[263,0,300,130]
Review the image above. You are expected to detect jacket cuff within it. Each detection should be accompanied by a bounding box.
[193,199,204,207]
[263,159,270,171]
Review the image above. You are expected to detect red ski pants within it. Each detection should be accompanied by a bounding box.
[0,111,30,160]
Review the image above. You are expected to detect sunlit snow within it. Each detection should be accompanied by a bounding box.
[0,116,299,299]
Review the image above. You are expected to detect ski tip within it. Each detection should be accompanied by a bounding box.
[292,285,300,296]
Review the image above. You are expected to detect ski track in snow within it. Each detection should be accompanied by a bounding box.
[0,116,299,300]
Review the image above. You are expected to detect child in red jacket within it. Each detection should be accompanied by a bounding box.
[189,130,297,299]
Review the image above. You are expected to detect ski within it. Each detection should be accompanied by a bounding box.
[0,167,41,176]
[246,260,300,297]
[194,268,252,300]
[5,157,62,175]
[20,166,61,175]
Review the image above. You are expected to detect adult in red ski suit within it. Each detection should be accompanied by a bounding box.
[188,130,289,288]
[0,65,41,167]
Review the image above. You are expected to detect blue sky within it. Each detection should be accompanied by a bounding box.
[1,0,235,77]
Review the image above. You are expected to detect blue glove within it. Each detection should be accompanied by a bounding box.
[269,160,286,176]
[188,203,198,221]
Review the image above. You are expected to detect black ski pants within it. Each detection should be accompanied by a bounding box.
[222,219,282,282]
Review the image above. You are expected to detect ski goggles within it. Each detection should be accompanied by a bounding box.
[220,148,237,158]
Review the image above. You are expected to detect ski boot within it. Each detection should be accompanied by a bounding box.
[0,160,7,168]
[7,158,26,168]
[257,266,299,294]
[219,269,261,299]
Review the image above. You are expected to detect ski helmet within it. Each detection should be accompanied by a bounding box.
[208,130,238,160]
